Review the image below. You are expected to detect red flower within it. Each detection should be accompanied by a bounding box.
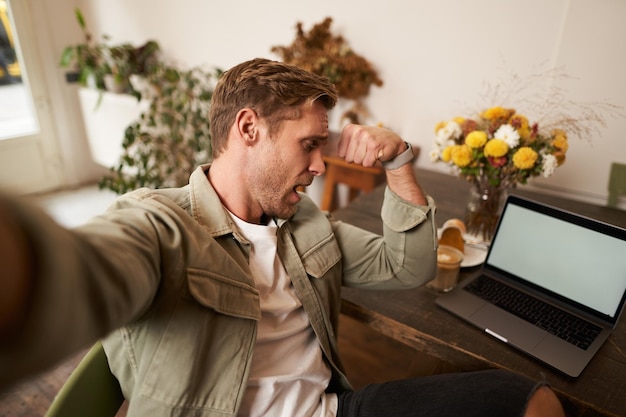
[461,119,479,136]
[488,156,507,168]
[530,122,539,138]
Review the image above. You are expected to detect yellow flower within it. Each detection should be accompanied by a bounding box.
[452,116,465,125]
[481,106,514,121]
[451,144,473,167]
[551,129,569,151]
[465,130,488,148]
[484,139,509,158]
[434,121,446,134]
[441,145,453,162]
[512,147,538,169]
[509,114,531,140]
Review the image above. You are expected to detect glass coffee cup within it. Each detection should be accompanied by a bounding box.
[427,244,464,292]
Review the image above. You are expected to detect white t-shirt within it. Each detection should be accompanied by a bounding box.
[228,213,338,417]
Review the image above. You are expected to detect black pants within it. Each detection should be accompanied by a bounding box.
[337,369,543,417]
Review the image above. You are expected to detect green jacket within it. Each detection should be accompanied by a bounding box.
[2,165,437,416]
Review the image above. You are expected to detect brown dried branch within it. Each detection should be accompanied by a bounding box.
[271,17,383,101]
[476,63,625,142]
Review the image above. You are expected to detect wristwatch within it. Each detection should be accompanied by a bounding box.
[382,142,414,170]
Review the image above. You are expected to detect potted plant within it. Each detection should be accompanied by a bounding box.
[60,9,222,194]
[271,17,383,124]
[102,40,160,95]
[60,8,160,95]
[98,63,224,194]
[59,8,106,89]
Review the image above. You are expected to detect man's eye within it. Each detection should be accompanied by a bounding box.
[303,141,318,152]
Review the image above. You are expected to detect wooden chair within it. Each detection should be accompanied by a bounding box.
[320,153,386,211]
[608,162,626,208]
[319,143,419,212]
[45,342,125,417]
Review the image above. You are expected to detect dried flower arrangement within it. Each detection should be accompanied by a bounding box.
[271,17,383,123]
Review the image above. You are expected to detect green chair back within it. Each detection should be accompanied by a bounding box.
[608,162,626,208]
[45,341,124,417]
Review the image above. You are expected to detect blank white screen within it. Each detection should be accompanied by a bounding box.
[488,204,626,318]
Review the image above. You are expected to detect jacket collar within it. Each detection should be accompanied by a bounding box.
[187,164,303,238]
[188,164,238,238]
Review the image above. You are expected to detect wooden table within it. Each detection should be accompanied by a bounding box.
[334,168,626,417]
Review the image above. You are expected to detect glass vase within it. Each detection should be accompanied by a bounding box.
[464,183,508,242]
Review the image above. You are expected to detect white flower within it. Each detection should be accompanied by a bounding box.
[494,124,520,148]
[432,121,462,162]
[435,121,462,146]
[541,153,558,177]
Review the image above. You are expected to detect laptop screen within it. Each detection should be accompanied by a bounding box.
[486,197,626,320]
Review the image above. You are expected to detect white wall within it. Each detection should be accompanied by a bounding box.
[36,0,626,205]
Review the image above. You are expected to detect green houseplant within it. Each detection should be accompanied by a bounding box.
[102,40,160,94]
[59,8,106,89]
[61,9,223,194]
[60,8,160,95]
[98,63,223,194]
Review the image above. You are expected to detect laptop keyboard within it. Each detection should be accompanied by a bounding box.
[465,275,602,350]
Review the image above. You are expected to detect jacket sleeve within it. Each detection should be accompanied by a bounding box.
[0,191,167,388]
[332,187,438,290]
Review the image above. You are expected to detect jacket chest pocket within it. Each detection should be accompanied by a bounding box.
[187,268,261,320]
[299,235,342,279]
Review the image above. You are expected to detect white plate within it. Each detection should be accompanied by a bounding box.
[460,244,487,267]
[437,228,488,268]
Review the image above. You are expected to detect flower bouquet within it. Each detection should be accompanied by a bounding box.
[430,106,569,241]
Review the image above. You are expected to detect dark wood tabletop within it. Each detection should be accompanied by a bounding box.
[334,167,626,417]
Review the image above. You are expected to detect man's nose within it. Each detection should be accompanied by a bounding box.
[310,148,326,176]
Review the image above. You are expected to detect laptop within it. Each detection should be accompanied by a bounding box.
[436,195,626,377]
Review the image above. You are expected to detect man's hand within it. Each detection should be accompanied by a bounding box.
[337,124,428,206]
[337,124,407,167]
[0,200,33,340]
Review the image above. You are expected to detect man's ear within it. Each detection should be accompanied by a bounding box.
[235,108,259,145]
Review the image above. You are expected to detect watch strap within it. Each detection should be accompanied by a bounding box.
[382,142,414,170]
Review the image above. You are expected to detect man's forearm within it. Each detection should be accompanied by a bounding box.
[384,163,428,206]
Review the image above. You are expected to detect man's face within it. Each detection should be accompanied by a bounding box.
[247,102,328,220]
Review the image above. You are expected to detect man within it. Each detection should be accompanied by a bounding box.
[0,58,563,416]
